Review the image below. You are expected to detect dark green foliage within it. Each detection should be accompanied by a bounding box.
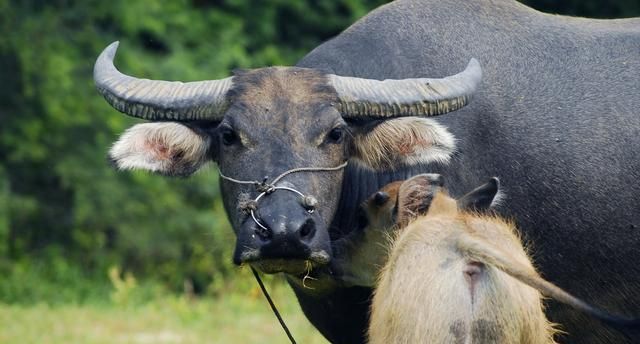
[521,0,639,18]
[0,0,387,303]
[0,0,636,304]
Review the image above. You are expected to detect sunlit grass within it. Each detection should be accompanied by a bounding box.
[0,282,329,344]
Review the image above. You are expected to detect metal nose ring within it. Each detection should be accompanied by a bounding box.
[250,186,311,231]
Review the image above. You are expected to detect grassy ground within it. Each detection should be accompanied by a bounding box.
[0,283,329,344]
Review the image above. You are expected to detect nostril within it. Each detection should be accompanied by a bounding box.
[254,229,271,242]
[298,218,316,240]
[253,221,272,241]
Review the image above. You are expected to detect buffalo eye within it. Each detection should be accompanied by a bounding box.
[327,127,344,144]
[220,126,238,146]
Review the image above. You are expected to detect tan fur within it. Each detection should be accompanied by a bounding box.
[364,181,403,232]
[350,117,456,170]
[340,181,402,287]
[109,122,210,176]
[369,191,558,344]
[395,174,442,228]
[341,174,443,287]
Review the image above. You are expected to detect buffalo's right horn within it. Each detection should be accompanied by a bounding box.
[329,59,482,118]
[94,41,233,121]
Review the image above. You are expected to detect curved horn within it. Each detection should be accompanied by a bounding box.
[94,41,233,121]
[329,59,482,118]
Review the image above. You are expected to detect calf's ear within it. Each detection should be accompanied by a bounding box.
[396,173,444,228]
[349,117,456,171]
[457,177,502,212]
[109,122,214,177]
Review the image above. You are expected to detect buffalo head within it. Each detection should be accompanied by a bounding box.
[96,41,481,276]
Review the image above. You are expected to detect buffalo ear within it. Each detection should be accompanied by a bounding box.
[108,122,214,177]
[396,173,444,228]
[457,177,502,212]
[348,117,456,171]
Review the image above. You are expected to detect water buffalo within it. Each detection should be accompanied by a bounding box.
[95,0,640,343]
[364,175,638,343]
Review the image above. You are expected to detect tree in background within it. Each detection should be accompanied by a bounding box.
[522,0,639,18]
[0,0,388,302]
[0,0,637,303]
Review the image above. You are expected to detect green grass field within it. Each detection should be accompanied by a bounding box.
[0,283,329,344]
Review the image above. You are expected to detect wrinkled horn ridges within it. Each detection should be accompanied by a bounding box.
[94,41,233,121]
[329,58,482,118]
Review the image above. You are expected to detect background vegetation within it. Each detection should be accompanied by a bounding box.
[0,0,637,342]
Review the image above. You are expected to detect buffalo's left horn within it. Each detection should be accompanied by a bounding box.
[94,41,233,121]
[329,59,482,118]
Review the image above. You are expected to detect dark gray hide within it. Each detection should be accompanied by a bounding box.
[296,0,640,343]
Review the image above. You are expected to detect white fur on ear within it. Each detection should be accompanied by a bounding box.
[350,117,456,170]
[490,177,506,209]
[109,122,211,176]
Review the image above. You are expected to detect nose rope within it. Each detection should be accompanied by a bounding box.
[218,162,348,233]
[220,165,346,344]
[251,266,297,344]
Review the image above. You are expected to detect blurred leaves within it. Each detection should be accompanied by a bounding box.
[520,0,639,18]
[0,0,387,302]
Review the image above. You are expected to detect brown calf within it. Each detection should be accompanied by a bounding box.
[367,175,637,344]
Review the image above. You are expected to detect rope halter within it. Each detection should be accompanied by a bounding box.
[218,162,348,234]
